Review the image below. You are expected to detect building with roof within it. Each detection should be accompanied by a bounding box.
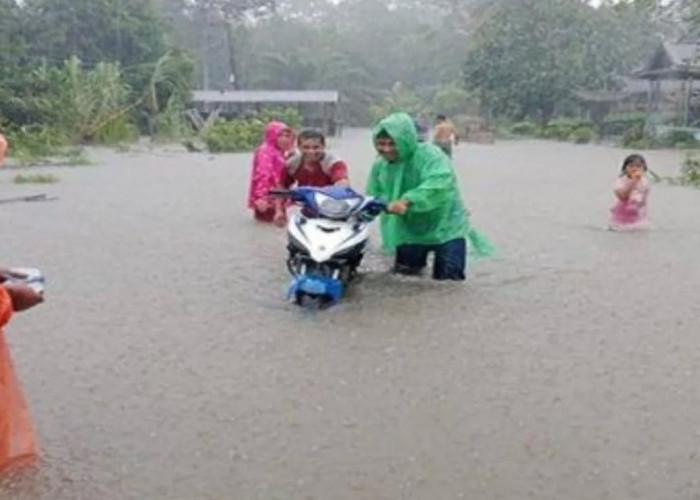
[575,41,700,130]
[188,90,343,137]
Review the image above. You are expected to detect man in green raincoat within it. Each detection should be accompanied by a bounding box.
[366,112,493,281]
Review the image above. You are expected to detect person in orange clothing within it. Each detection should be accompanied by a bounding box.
[0,269,44,475]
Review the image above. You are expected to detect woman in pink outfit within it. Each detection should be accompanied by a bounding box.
[609,154,650,231]
[247,121,295,222]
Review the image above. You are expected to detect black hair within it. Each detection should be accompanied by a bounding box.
[297,129,326,146]
[375,129,392,139]
[621,153,647,174]
[436,114,447,121]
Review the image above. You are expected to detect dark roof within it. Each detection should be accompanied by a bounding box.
[191,90,340,104]
[573,90,632,103]
[573,79,689,103]
[634,41,700,79]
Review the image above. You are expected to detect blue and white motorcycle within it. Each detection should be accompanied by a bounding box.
[270,186,386,306]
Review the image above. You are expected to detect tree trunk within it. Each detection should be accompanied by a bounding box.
[540,102,555,126]
[224,21,239,90]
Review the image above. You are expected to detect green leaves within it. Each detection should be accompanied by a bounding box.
[464,0,656,123]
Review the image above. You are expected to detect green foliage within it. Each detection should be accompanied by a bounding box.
[370,83,424,123]
[464,0,655,123]
[655,154,700,187]
[153,96,194,141]
[680,154,700,186]
[432,83,477,118]
[657,130,700,149]
[0,0,195,146]
[542,118,593,141]
[94,114,140,145]
[569,126,595,144]
[601,113,647,137]
[510,121,540,137]
[202,107,303,153]
[7,126,68,160]
[622,123,647,148]
[170,1,460,125]
[142,49,195,132]
[203,118,265,153]
[258,108,304,131]
[23,0,170,72]
[13,173,60,184]
[29,57,134,144]
[6,126,92,166]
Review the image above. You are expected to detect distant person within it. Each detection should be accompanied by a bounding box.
[366,112,494,281]
[0,128,8,167]
[609,154,650,231]
[414,113,430,142]
[274,129,350,227]
[0,268,44,475]
[432,114,459,158]
[247,121,295,223]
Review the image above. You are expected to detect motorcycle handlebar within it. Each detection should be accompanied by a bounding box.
[268,189,291,197]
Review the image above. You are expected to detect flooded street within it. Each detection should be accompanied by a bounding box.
[2,130,700,499]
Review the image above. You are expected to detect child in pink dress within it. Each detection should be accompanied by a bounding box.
[609,154,650,231]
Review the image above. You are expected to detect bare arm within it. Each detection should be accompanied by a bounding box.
[614,178,637,202]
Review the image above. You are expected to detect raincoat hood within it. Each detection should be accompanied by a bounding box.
[372,112,418,161]
[366,113,496,257]
[264,121,291,150]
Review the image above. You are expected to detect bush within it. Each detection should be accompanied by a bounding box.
[432,83,478,117]
[658,129,699,149]
[14,173,60,184]
[258,108,303,130]
[7,126,68,159]
[622,123,646,148]
[542,118,593,141]
[601,113,647,137]
[370,83,424,123]
[93,114,140,145]
[203,118,265,153]
[153,96,193,142]
[510,121,539,136]
[569,126,595,144]
[680,154,700,186]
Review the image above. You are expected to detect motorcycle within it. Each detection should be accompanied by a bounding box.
[270,186,386,306]
[0,268,45,295]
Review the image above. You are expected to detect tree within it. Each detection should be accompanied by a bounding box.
[0,0,29,125]
[463,0,653,123]
[22,0,170,68]
[191,0,276,88]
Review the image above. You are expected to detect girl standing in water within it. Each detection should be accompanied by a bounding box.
[609,154,650,231]
[0,127,8,167]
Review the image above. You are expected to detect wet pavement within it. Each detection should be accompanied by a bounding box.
[2,130,700,499]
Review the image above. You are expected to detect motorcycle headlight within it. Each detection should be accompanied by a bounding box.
[314,193,360,219]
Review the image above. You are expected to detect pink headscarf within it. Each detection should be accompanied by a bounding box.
[247,121,294,209]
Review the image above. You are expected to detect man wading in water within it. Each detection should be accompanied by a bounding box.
[366,112,494,280]
[432,114,459,158]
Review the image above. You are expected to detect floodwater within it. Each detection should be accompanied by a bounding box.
[2,130,700,499]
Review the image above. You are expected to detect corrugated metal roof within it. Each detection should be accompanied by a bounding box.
[191,90,340,104]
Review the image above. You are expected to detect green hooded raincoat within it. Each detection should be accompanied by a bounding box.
[366,112,494,257]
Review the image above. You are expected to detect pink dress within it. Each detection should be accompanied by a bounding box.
[247,121,292,220]
[609,176,649,230]
[0,134,7,167]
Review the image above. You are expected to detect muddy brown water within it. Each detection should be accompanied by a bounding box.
[2,131,700,499]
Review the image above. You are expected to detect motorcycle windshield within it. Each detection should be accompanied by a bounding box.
[314,192,362,219]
